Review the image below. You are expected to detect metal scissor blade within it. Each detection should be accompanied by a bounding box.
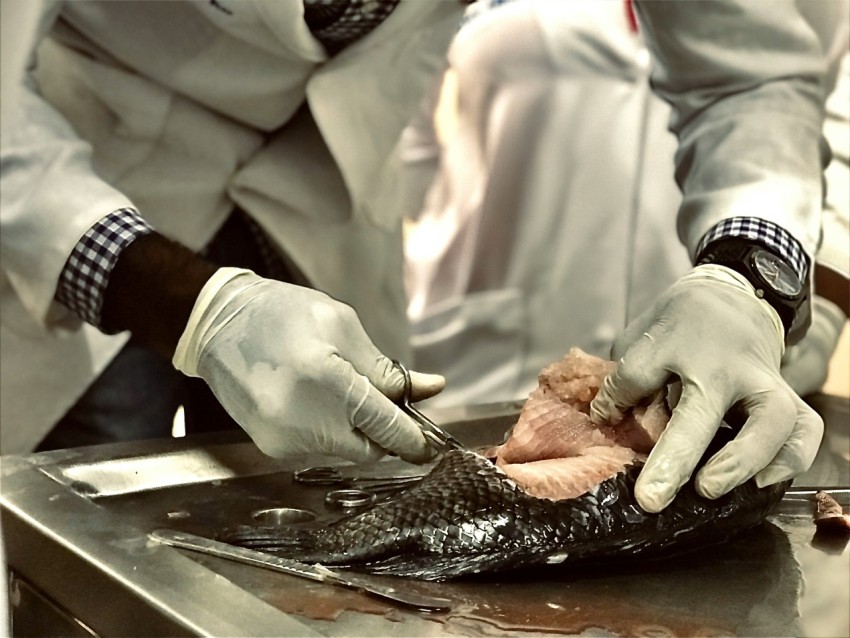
[392,360,466,452]
[150,529,453,612]
[294,465,429,486]
[405,401,466,452]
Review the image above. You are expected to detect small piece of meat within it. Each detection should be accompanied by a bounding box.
[814,491,850,533]
[608,393,670,454]
[500,446,645,500]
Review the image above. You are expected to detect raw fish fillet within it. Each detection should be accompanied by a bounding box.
[488,348,667,500]
[222,349,788,580]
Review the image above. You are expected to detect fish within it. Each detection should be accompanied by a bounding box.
[222,349,789,581]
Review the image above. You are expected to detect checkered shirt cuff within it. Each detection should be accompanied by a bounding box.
[304,0,400,54]
[55,209,153,331]
[696,217,809,281]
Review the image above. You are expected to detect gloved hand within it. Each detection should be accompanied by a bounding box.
[173,268,445,463]
[590,265,824,513]
[781,295,846,397]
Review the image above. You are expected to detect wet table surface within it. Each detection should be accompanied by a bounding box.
[2,395,848,637]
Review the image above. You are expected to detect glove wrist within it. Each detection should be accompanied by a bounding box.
[684,264,786,355]
[173,267,259,376]
[695,237,811,344]
[101,232,218,360]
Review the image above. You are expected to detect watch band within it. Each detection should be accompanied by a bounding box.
[696,237,811,345]
[696,217,808,283]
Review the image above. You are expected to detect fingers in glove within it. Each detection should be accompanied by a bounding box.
[779,297,845,397]
[755,397,823,487]
[323,428,390,465]
[244,413,387,465]
[634,381,724,513]
[365,355,445,402]
[322,306,407,399]
[345,368,436,464]
[333,316,445,403]
[590,331,669,425]
[408,370,446,401]
[695,390,797,499]
[610,304,657,360]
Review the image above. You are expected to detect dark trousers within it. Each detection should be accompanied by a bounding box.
[36,212,297,451]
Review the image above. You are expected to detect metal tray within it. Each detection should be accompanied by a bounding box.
[2,397,848,637]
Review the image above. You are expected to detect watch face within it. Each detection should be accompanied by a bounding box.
[751,249,803,298]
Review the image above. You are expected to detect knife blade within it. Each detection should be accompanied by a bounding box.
[150,529,453,612]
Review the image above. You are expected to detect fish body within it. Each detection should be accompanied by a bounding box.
[225,446,788,581]
[224,349,789,581]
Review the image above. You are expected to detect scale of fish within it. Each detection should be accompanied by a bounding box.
[223,349,789,581]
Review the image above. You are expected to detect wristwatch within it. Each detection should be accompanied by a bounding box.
[696,237,811,345]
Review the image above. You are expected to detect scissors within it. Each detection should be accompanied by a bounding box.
[391,359,466,453]
[294,465,426,510]
[294,465,426,487]
[294,362,463,510]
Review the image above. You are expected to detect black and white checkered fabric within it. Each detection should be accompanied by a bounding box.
[696,216,808,280]
[304,0,400,54]
[55,209,153,330]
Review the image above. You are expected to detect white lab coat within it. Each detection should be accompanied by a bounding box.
[0,0,464,453]
[0,0,839,451]
[403,0,848,407]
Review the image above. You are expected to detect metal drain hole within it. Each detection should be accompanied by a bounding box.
[252,507,316,525]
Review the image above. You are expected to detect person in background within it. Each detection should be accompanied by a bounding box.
[0,1,838,514]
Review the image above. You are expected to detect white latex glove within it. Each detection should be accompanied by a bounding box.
[781,295,847,397]
[590,265,824,513]
[173,268,445,463]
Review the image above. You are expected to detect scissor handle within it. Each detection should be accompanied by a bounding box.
[393,359,413,402]
[325,489,377,509]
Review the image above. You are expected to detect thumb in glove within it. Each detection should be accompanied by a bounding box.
[781,295,847,397]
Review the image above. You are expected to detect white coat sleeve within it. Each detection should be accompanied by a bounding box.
[634,0,828,258]
[0,0,137,330]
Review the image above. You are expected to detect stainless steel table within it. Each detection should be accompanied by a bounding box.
[2,396,848,637]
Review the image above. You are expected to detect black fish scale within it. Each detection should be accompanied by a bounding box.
[223,449,788,580]
[319,452,561,557]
